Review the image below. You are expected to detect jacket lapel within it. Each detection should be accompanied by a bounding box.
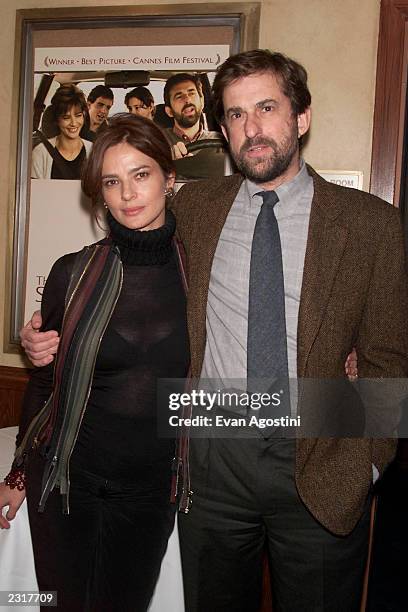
[297,168,350,376]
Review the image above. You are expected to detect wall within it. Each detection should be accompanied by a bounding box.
[0,0,381,368]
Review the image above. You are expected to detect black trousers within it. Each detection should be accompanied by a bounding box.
[26,452,175,612]
[179,437,371,612]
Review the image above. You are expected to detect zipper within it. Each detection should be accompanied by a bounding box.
[64,247,99,317]
[64,258,124,514]
[38,454,58,511]
[14,395,52,462]
[41,248,101,445]
[38,246,116,512]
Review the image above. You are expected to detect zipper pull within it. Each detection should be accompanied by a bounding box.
[38,455,58,513]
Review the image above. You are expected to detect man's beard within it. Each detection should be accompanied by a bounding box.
[174,104,201,129]
[231,126,298,184]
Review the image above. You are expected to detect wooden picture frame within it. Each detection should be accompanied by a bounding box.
[5,3,260,351]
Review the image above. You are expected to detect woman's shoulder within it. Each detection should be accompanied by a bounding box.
[81,138,93,154]
[49,239,109,280]
[32,136,57,156]
[48,249,84,283]
[43,239,111,307]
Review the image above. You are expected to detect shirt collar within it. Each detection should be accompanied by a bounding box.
[244,159,309,206]
[172,124,204,143]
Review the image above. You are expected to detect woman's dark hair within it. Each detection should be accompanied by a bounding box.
[82,113,174,209]
[124,86,155,110]
[50,84,88,122]
[212,49,311,124]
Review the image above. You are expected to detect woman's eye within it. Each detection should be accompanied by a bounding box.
[136,172,149,179]
[102,179,118,188]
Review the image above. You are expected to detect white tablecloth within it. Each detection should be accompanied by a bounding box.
[0,427,184,611]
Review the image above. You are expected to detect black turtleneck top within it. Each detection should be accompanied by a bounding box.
[70,210,190,482]
[21,210,189,487]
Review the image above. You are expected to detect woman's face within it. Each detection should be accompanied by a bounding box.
[57,104,85,139]
[127,96,155,120]
[101,142,174,231]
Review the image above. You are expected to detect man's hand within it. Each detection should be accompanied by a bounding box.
[171,141,192,160]
[345,348,358,381]
[0,483,26,529]
[20,310,59,367]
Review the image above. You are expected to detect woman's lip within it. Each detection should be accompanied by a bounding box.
[122,206,144,215]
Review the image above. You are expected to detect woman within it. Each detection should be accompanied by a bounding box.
[32,84,92,180]
[1,114,189,611]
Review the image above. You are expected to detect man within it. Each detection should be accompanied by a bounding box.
[124,86,155,120]
[163,73,221,159]
[20,50,407,611]
[169,50,407,611]
[81,84,114,141]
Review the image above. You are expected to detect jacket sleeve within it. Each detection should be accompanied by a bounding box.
[31,143,49,179]
[16,253,76,449]
[355,210,408,469]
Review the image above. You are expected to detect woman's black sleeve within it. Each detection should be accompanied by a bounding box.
[16,252,77,448]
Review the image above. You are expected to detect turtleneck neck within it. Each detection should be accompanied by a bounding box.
[106,209,176,265]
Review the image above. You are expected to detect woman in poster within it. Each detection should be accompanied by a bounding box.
[31,84,92,180]
[1,114,189,611]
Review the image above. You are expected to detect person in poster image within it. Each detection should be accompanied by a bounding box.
[1,115,189,611]
[163,72,220,159]
[17,49,408,611]
[31,85,92,180]
[125,86,156,120]
[81,84,114,142]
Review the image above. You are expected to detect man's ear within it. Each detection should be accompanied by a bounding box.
[165,105,174,119]
[166,171,176,190]
[297,107,311,138]
[221,124,229,143]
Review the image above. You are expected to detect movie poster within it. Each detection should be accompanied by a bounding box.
[25,44,230,320]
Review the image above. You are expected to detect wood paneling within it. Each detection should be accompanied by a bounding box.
[370,0,408,204]
[0,365,29,428]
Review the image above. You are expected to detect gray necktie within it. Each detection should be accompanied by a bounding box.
[247,190,290,426]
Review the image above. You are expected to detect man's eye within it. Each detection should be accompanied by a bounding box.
[230,113,241,120]
[262,105,273,112]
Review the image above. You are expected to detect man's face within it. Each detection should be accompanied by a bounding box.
[87,96,113,130]
[221,72,310,187]
[165,80,204,129]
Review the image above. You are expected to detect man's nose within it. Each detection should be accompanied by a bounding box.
[244,113,262,139]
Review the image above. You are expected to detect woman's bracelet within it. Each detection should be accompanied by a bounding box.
[4,469,26,491]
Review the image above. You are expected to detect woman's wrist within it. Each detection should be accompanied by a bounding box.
[4,468,26,491]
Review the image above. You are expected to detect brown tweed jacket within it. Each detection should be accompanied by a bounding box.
[171,165,408,535]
